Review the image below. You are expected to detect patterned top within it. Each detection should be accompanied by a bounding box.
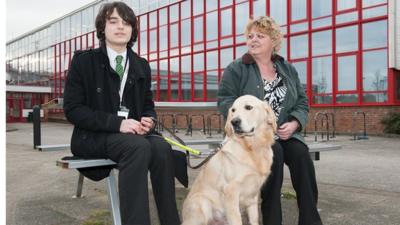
[263,70,287,119]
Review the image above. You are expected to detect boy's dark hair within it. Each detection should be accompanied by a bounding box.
[95,1,138,48]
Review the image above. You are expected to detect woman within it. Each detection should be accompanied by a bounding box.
[217,16,323,225]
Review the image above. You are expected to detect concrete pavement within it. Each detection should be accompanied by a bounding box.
[6,122,400,225]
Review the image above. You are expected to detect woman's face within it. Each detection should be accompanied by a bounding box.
[246,27,274,58]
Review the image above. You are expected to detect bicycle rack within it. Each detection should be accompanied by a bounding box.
[352,111,369,140]
[325,112,336,138]
[314,112,330,142]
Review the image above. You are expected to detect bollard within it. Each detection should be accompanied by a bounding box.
[33,105,41,149]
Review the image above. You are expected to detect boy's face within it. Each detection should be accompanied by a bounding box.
[104,8,132,48]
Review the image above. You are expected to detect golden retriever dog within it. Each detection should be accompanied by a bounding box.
[181,95,277,225]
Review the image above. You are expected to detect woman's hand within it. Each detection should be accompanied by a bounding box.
[277,120,299,140]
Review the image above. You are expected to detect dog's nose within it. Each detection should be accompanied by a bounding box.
[231,117,241,128]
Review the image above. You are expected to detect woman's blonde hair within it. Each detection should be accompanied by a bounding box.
[244,16,283,55]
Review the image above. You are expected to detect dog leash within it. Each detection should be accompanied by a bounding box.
[157,120,222,169]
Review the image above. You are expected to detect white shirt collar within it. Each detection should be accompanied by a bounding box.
[106,46,127,70]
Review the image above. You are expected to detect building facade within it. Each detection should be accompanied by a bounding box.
[6,0,400,134]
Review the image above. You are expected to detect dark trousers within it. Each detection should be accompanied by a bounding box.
[261,138,322,225]
[105,133,180,225]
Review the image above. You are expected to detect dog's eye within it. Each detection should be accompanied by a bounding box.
[231,108,236,113]
[245,105,253,110]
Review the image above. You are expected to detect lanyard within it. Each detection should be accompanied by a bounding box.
[119,54,129,108]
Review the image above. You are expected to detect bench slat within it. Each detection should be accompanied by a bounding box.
[56,159,116,169]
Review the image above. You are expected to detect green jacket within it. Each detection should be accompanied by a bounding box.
[217,53,309,144]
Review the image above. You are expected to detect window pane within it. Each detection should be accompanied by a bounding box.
[292,61,307,88]
[170,4,179,22]
[336,11,358,24]
[312,56,332,96]
[336,26,358,53]
[206,70,219,100]
[279,38,287,59]
[206,11,218,40]
[363,20,387,49]
[193,0,204,15]
[181,19,191,47]
[207,50,218,70]
[159,26,168,51]
[362,5,387,19]
[159,8,167,26]
[338,55,357,90]
[181,0,191,19]
[220,0,233,8]
[206,0,218,12]
[270,0,287,25]
[140,31,147,54]
[149,12,157,28]
[253,0,266,18]
[235,45,247,60]
[170,57,179,100]
[236,2,249,36]
[291,0,307,21]
[363,0,387,7]
[290,34,308,59]
[221,9,232,36]
[194,16,204,42]
[312,0,332,18]
[336,94,358,103]
[220,48,233,68]
[194,53,204,71]
[181,56,192,100]
[170,23,178,48]
[149,30,157,52]
[337,0,356,11]
[363,49,387,91]
[312,30,332,56]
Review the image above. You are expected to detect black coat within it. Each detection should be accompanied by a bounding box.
[63,45,188,186]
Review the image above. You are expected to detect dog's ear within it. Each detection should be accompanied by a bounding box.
[264,102,277,132]
[225,108,233,137]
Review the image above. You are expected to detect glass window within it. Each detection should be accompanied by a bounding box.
[253,0,266,19]
[362,20,387,49]
[194,16,204,42]
[362,5,387,19]
[337,0,356,11]
[193,53,204,71]
[149,12,157,28]
[270,0,287,25]
[312,56,332,95]
[220,48,233,68]
[336,94,358,103]
[363,49,387,91]
[363,0,387,7]
[140,31,147,54]
[291,0,307,21]
[170,57,179,100]
[206,0,218,12]
[312,30,332,56]
[221,0,233,8]
[206,11,218,40]
[181,19,191,47]
[235,2,249,36]
[235,45,247,59]
[193,0,204,15]
[279,38,287,59]
[170,4,179,22]
[140,15,147,30]
[290,34,308,59]
[170,23,178,48]
[336,25,358,53]
[292,61,307,88]
[149,30,157,52]
[312,17,332,29]
[312,0,332,18]
[181,0,191,19]
[221,9,232,36]
[335,11,358,24]
[206,50,218,70]
[181,55,192,100]
[159,26,168,51]
[338,55,357,91]
[159,8,167,26]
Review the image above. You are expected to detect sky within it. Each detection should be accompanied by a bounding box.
[6,0,95,42]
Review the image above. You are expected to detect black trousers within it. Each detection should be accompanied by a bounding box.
[261,138,322,225]
[105,133,180,225]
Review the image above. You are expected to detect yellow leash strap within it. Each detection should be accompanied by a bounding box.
[163,137,201,155]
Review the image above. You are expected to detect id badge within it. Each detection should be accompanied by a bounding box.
[117,106,129,119]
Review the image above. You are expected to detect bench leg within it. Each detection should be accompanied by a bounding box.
[73,173,84,198]
[106,170,122,225]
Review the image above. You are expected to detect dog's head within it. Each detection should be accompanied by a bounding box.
[225,95,277,138]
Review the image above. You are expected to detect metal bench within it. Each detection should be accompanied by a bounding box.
[56,159,121,225]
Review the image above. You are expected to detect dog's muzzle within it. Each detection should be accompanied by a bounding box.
[231,117,255,136]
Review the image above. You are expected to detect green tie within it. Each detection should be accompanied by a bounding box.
[115,55,124,79]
